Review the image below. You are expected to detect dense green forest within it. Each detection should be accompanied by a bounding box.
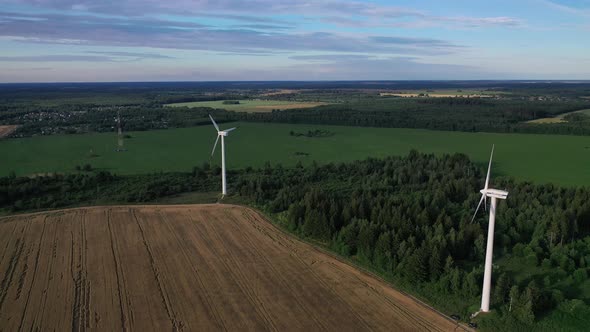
[234,97,590,135]
[2,152,589,330]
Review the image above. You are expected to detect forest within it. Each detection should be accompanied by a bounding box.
[234,97,590,136]
[2,152,589,330]
[2,82,590,138]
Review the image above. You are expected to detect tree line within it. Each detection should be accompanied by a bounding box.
[231,97,590,136]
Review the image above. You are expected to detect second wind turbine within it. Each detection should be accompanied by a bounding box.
[209,114,237,196]
[471,145,508,314]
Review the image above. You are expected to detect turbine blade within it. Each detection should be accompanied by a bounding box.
[211,135,220,156]
[484,144,494,190]
[209,114,220,131]
[471,194,486,223]
[484,195,487,211]
[224,127,237,133]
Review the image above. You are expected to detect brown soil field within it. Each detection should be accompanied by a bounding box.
[0,204,465,331]
[0,125,18,138]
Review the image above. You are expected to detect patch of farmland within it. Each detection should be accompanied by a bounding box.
[379,89,504,98]
[1,122,590,186]
[165,99,327,112]
[0,204,463,331]
[257,89,301,96]
[0,125,18,138]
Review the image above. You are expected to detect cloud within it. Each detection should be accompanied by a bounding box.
[231,24,294,30]
[371,36,459,48]
[4,0,523,29]
[280,57,486,80]
[0,51,173,62]
[0,56,496,82]
[0,11,461,56]
[4,0,419,18]
[321,14,523,29]
[85,51,175,59]
[538,0,590,16]
[289,54,380,61]
[0,55,115,62]
[437,16,523,28]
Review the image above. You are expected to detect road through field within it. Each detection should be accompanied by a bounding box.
[0,205,464,331]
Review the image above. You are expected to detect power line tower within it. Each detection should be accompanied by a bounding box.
[116,110,126,152]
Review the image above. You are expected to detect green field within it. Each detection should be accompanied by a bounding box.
[1,122,590,186]
[527,109,590,124]
[165,99,327,112]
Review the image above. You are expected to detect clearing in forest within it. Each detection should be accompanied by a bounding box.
[0,204,464,331]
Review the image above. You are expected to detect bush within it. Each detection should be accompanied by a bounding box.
[573,268,588,283]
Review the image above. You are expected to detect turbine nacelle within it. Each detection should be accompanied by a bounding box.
[480,188,508,200]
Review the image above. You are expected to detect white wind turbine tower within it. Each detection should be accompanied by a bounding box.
[471,145,508,314]
[209,114,237,196]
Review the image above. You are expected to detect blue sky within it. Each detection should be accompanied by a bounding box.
[0,0,589,82]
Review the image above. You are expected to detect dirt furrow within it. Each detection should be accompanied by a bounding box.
[156,209,227,331]
[229,209,373,330]
[132,209,180,331]
[198,209,279,331]
[205,208,330,331]
[109,208,173,330]
[106,209,130,331]
[187,209,269,331]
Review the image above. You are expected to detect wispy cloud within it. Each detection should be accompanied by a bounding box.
[0,55,115,62]
[272,56,489,80]
[231,24,294,31]
[289,54,381,61]
[4,0,523,29]
[0,11,462,56]
[0,51,173,62]
[85,51,175,59]
[538,0,590,17]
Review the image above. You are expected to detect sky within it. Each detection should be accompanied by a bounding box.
[0,0,589,82]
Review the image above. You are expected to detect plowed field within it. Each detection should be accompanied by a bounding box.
[0,125,17,138]
[0,205,462,331]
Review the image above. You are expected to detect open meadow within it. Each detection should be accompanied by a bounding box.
[165,99,328,112]
[0,123,589,186]
[0,204,462,331]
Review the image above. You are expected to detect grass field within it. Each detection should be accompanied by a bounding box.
[0,204,461,331]
[165,99,327,112]
[527,109,590,124]
[0,122,589,186]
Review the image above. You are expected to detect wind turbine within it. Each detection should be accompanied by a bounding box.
[471,145,508,314]
[209,115,237,196]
